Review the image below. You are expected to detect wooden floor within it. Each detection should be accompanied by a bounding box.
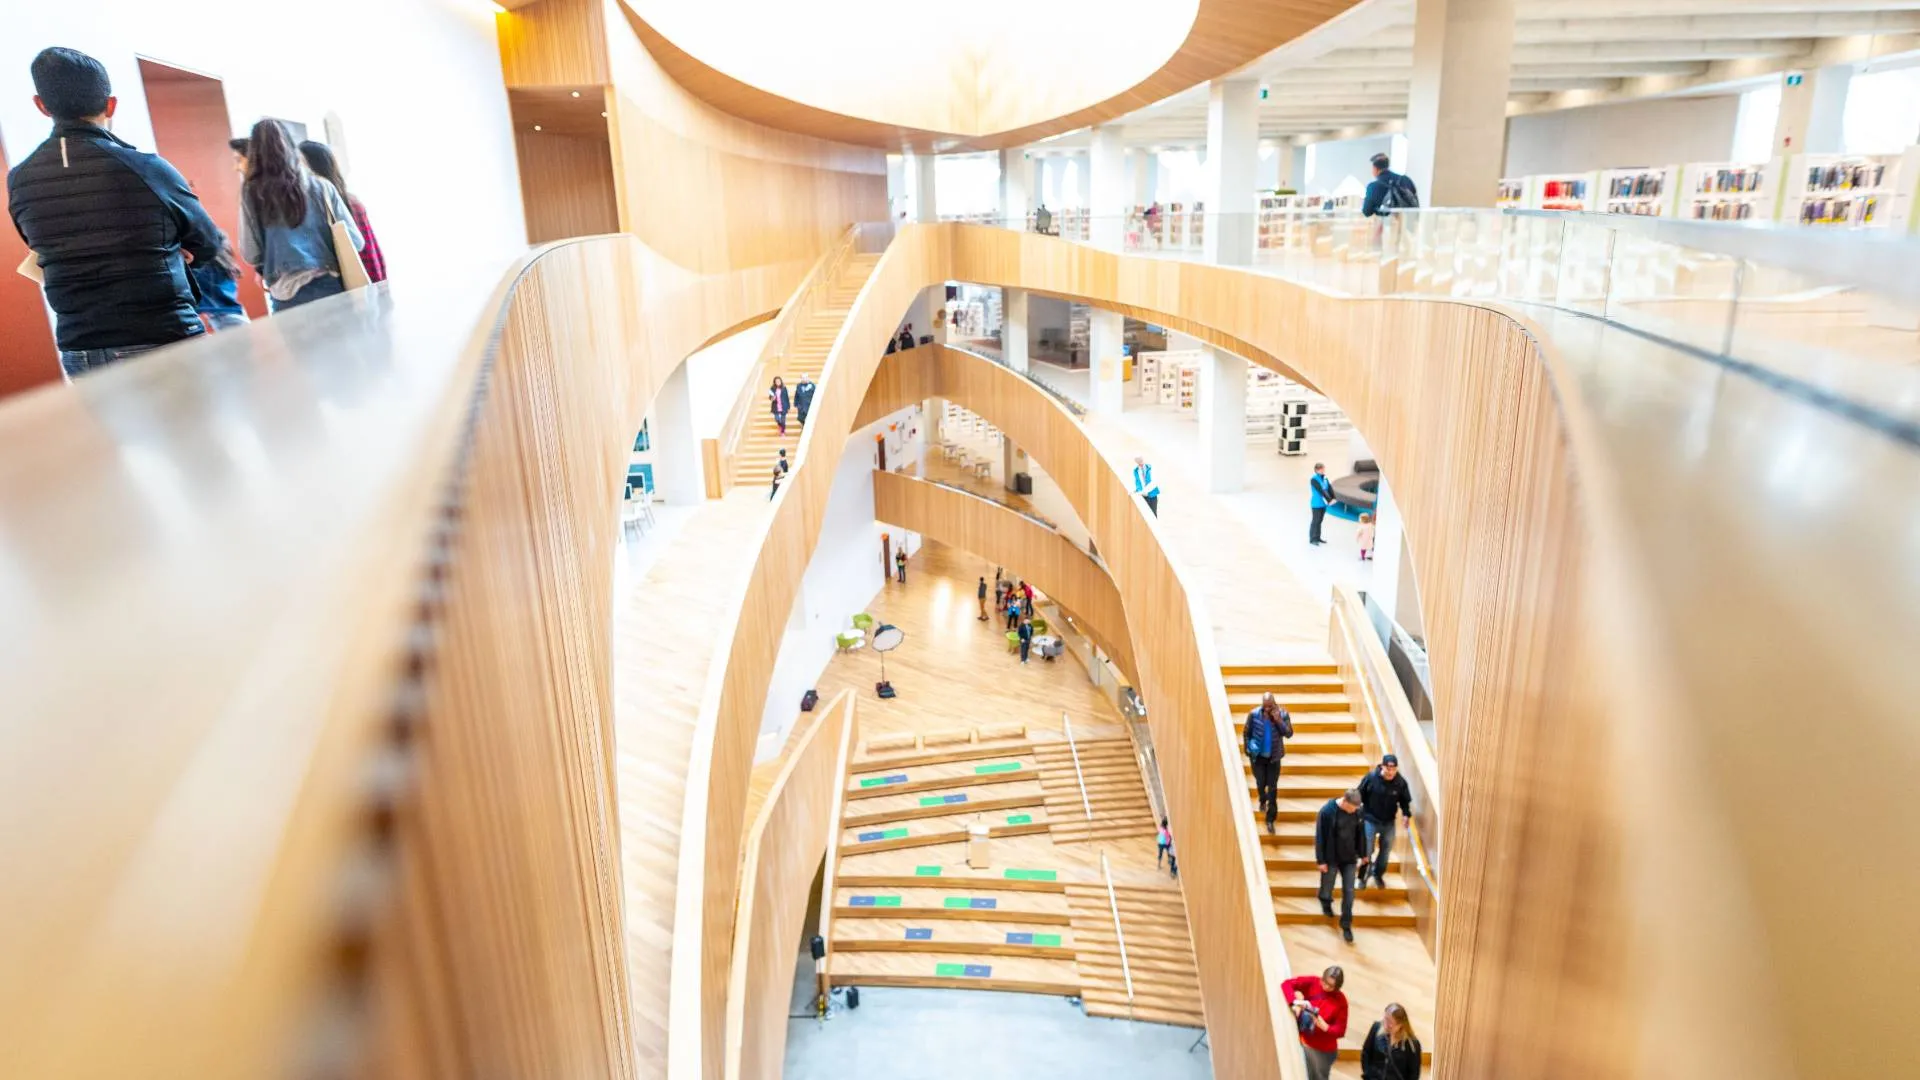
[732,254,881,487]
[817,542,1203,1023]
[1230,662,1439,1067]
[610,490,773,1072]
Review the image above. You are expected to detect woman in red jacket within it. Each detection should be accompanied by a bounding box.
[1282,965,1350,1080]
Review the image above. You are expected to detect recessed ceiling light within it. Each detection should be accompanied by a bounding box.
[533,124,542,131]
[571,91,581,98]
[601,111,609,118]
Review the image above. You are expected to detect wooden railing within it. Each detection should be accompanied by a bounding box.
[0,234,802,1080]
[722,690,856,1080]
[1328,584,1443,952]
[710,225,860,491]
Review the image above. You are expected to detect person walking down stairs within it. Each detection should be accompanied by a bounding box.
[1316,788,1367,943]
[768,376,791,436]
[793,374,816,428]
[1356,754,1414,890]
[1283,966,1350,1080]
[1244,692,1293,835]
[1360,1003,1423,1080]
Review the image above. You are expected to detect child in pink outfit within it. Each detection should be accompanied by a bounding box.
[1356,512,1375,561]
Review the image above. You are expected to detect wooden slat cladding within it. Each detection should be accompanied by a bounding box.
[721,692,855,1080]
[869,469,1136,682]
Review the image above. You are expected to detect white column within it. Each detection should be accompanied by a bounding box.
[648,359,702,503]
[928,396,947,442]
[1405,0,1516,208]
[1076,151,1093,210]
[1774,64,1854,156]
[1090,124,1130,248]
[905,151,939,222]
[1002,439,1028,492]
[1089,307,1125,414]
[1130,149,1154,207]
[999,147,1032,226]
[886,153,906,218]
[1368,482,1425,638]
[1197,346,1247,493]
[1003,287,1029,374]
[1203,78,1260,264]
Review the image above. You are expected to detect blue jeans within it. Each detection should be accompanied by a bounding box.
[59,341,168,379]
[268,274,345,312]
[1363,816,1396,882]
[206,311,251,331]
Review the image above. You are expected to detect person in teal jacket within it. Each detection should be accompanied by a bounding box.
[1309,463,1336,545]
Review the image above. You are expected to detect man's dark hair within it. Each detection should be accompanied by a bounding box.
[31,47,112,121]
[1371,152,1391,171]
[228,137,251,155]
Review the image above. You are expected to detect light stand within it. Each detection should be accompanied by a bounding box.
[871,623,905,699]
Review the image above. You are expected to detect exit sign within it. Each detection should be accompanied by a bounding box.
[1786,72,1805,86]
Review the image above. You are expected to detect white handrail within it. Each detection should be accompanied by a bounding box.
[1099,850,1134,1005]
[1061,711,1092,823]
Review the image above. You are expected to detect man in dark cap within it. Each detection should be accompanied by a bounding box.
[1355,753,1414,889]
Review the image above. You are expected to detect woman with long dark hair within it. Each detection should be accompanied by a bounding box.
[298,140,386,283]
[238,119,363,311]
[768,375,790,436]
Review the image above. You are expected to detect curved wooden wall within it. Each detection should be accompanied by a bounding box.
[677,230,1302,1080]
[619,0,1360,152]
[870,468,1137,682]
[722,691,856,1080]
[0,232,795,1079]
[501,0,888,273]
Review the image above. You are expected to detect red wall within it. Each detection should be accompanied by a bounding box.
[140,61,267,319]
[0,131,62,397]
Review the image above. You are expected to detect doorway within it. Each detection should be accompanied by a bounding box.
[0,125,60,397]
[137,58,266,318]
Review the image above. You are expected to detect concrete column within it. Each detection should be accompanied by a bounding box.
[886,153,906,217]
[1076,151,1093,210]
[1203,78,1260,264]
[1368,482,1425,638]
[1196,346,1247,493]
[1002,438,1028,492]
[648,359,702,503]
[905,151,939,222]
[1405,0,1516,208]
[999,147,1032,225]
[1090,125,1130,248]
[1003,287,1030,373]
[1774,64,1854,156]
[928,396,947,442]
[1089,307,1125,414]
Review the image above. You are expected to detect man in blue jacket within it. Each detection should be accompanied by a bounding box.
[1309,463,1336,545]
[9,47,222,378]
[1361,152,1419,218]
[1244,692,1293,834]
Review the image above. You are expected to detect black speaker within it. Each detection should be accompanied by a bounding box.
[810,935,825,960]
[846,986,860,1009]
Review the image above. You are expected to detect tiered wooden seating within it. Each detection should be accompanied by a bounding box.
[1227,661,1436,1067]
[827,876,1081,997]
[1064,883,1205,1028]
[731,254,881,487]
[1031,735,1157,843]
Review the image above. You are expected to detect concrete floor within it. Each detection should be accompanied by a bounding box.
[784,946,1214,1080]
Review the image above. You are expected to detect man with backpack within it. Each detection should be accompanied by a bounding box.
[1361,153,1419,218]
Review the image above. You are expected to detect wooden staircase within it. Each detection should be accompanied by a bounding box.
[1032,736,1157,844]
[1065,883,1205,1028]
[731,253,881,488]
[1225,661,1436,1066]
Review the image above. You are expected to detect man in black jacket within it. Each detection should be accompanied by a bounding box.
[793,375,817,427]
[1315,788,1367,942]
[1244,692,1293,835]
[1356,754,1414,889]
[1361,152,1419,218]
[9,47,221,378]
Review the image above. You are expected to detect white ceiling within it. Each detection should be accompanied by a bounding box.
[1041,0,1920,149]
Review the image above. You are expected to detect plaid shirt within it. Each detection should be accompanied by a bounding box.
[348,197,387,283]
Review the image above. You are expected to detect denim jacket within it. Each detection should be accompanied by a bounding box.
[239,175,363,300]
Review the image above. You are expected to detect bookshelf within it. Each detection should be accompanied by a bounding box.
[1497,178,1528,208]
[1537,173,1597,211]
[1784,153,1900,227]
[1679,162,1770,222]
[1601,167,1675,217]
